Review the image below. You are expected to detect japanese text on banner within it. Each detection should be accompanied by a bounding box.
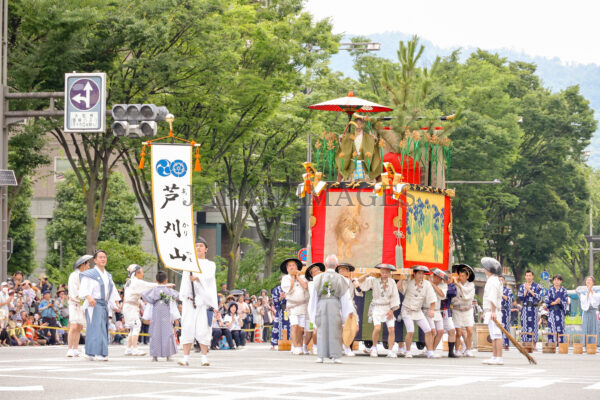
[151,144,201,273]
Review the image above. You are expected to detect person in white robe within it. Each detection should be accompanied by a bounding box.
[309,255,354,363]
[280,258,309,355]
[123,264,165,356]
[305,262,325,355]
[79,250,121,361]
[66,254,92,358]
[335,262,360,357]
[481,257,504,365]
[178,237,218,367]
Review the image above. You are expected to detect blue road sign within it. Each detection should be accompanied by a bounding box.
[64,72,106,133]
[540,288,548,297]
[541,271,550,281]
[298,248,307,263]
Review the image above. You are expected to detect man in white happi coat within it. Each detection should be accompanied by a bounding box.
[305,262,325,355]
[280,257,309,355]
[481,257,505,365]
[178,237,217,367]
[451,263,476,357]
[335,262,360,357]
[123,264,163,356]
[397,265,437,358]
[66,254,92,357]
[430,268,448,353]
[357,263,401,358]
[79,250,121,361]
[309,255,354,363]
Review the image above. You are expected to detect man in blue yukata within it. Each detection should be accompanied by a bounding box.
[79,250,121,361]
[499,275,513,350]
[270,284,290,350]
[545,274,569,347]
[518,270,542,349]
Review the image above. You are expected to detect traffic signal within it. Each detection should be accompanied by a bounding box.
[111,104,169,137]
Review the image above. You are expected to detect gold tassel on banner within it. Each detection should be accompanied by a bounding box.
[138,145,147,169]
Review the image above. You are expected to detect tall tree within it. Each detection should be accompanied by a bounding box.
[45,171,148,282]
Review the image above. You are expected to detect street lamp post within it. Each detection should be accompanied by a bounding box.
[54,240,63,270]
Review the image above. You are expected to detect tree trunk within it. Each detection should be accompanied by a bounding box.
[85,181,100,254]
[263,240,275,279]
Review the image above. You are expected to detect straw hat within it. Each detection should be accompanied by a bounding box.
[305,262,325,281]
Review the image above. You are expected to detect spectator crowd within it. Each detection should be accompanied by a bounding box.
[0,271,275,351]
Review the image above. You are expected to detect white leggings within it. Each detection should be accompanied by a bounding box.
[402,316,431,333]
[429,318,443,332]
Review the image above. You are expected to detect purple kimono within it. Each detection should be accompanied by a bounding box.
[142,286,179,358]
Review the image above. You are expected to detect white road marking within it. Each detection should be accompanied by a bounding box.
[177,369,269,379]
[502,378,560,388]
[0,386,44,391]
[584,382,600,390]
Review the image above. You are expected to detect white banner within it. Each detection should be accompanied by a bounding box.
[151,143,200,273]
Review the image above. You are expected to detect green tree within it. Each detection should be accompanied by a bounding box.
[45,171,150,284]
[7,178,36,275]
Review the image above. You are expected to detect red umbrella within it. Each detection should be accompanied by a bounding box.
[308,91,393,120]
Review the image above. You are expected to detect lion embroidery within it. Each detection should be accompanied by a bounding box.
[334,204,369,259]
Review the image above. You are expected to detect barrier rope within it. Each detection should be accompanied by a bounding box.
[24,324,272,337]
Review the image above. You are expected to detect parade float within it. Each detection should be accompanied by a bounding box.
[299,92,456,343]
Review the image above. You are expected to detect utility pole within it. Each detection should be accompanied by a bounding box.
[0,0,8,282]
[589,173,594,277]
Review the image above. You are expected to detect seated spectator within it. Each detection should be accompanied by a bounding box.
[211,309,234,350]
[8,320,32,346]
[224,303,246,348]
[23,315,47,346]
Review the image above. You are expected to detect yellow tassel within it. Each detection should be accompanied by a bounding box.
[138,146,146,169]
[194,147,202,172]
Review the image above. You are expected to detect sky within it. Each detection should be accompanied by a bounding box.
[304,0,600,65]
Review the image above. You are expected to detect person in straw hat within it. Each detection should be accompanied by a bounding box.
[66,254,92,357]
[305,262,325,355]
[308,254,354,363]
[335,262,360,356]
[396,265,438,358]
[436,269,458,357]
[451,263,476,357]
[429,268,449,356]
[123,263,167,356]
[280,257,309,355]
[357,263,400,358]
[481,257,504,365]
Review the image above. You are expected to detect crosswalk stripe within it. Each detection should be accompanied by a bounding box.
[584,382,600,390]
[502,378,559,388]
[0,386,44,391]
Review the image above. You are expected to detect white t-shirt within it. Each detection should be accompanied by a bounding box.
[223,314,241,331]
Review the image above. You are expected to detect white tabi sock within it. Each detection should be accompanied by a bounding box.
[183,355,190,362]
